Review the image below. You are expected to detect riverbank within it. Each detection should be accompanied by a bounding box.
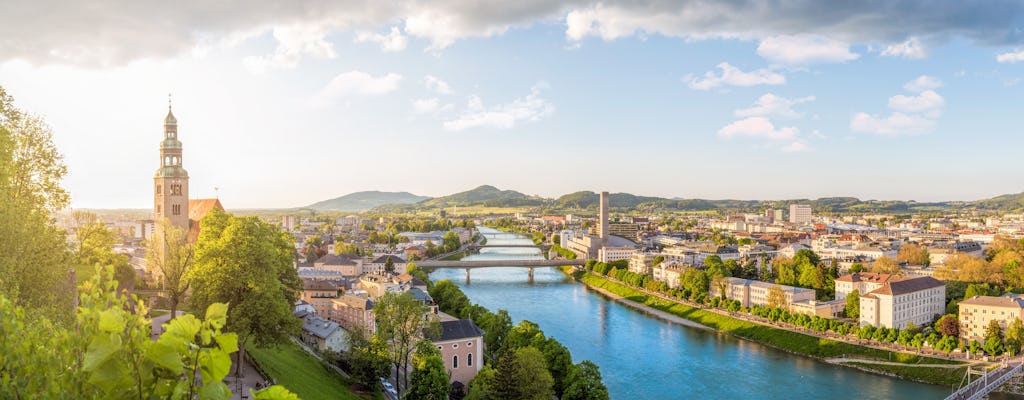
[571,270,969,386]
[581,279,713,332]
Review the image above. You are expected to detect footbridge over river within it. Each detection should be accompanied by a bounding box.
[945,362,1024,400]
[416,259,585,282]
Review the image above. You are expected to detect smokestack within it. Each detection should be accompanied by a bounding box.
[599,191,609,244]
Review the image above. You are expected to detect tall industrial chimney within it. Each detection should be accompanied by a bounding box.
[599,191,609,244]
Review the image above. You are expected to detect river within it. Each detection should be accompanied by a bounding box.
[427,228,950,399]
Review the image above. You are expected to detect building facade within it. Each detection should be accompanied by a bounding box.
[858,276,945,328]
[711,277,816,309]
[789,204,812,224]
[958,295,1024,342]
[431,318,485,388]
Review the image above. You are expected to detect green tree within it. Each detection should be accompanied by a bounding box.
[477,309,513,364]
[1005,318,1024,356]
[704,255,727,278]
[767,286,787,310]
[984,336,1004,357]
[375,291,430,397]
[384,256,395,274]
[542,337,573,397]
[507,320,546,350]
[344,327,391,389]
[406,340,450,400]
[189,209,302,380]
[495,347,554,400]
[845,290,860,319]
[146,218,194,319]
[562,361,610,400]
[849,263,865,273]
[0,86,72,315]
[985,319,1004,342]
[0,265,297,399]
[464,365,496,400]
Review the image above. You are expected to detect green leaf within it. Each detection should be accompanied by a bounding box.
[252,386,301,400]
[97,308,125,333]
[214,332,239,354]
[147,340,185,374]
[198,381,231,400]
[205,302,229,330]
[83,334,119,371]
[199,348,232,384]
[163,314,201,340]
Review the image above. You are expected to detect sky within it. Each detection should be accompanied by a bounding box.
[3,1,1024,209]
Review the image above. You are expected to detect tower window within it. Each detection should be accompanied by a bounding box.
[170,184,182,195]
[467,353,473,367]
[156,185,162,194]
[452,355,458,369]
[172,204,181,216]
[156,205,161,214]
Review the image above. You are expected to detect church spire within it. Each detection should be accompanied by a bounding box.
[164,93,177,125]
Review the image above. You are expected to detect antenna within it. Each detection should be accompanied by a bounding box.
[214,186,219,199]
[168,93,172,110]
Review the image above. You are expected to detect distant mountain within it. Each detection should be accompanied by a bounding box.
[305,191,431,212]
[419,185,542,208]
[972,192,1024,212]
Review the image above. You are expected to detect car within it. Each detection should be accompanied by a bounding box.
[380,378,397,396]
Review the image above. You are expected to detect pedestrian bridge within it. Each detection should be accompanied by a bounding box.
[945,362,1023,400]
[416,259,585,282]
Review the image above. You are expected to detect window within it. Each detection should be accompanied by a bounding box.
[172,204,180,216]
[453,355,458,369]
[156,205,161,214]
[156,185,162,194]
[452,344,458,349]
[467,341,473,347]
[467,353,473,367]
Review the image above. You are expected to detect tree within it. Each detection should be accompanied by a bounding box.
[562,361,609,400]
[189,209,302,380]
[984,336,1004,357]
[477,308,513,364]
[845,290,860,319]
[936,315,960,338]
[767,285,787,310]
[464,365,496,400]
[374,291,430,397]
[407,340,450,400]
[542,337,573,397]
[146,218,194,319]
[384,256,395,274]
[1006,319,1024,356]
[704,255,727,278]
[896,243,931,266]
[871,255,902,275]
[985,319,1004,342]
[0,86,72,316]
[344,326,391,389]
[495,347,554,400]
[0,265,296,399]
[849,262,865,273]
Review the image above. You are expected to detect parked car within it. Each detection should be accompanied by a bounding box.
[380,378,397,396]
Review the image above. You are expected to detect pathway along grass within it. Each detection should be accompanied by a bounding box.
[246,339,365,400]
[577,272,966,385]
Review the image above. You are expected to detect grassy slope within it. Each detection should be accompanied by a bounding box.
[846,362,967,387]
[578,273,965,384]
[246,340,365,400]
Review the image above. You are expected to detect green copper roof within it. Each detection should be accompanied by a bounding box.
[161,139,182,149]
[154,166,189,178]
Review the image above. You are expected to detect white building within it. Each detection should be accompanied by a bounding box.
[711,277,816,309]
[837,273,945,328]
[653,261,690,289]
[628,253,656,275]
[598,246,636,263]
[790,204,812,225]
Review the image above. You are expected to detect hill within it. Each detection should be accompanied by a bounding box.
[419,185,543,208]
[305,191,431,212]
[972,192,1024,212]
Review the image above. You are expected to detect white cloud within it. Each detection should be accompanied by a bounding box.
[318,71,402,101]
[735,93,815,119]
[443,83,554,131]
[413,98,440,114]
[903,75,943,92]
[850,112,935,135]
[888,90,944,114]
[424,75,453,94]
[880,37,927,59]
[757,35,859,65]
[354,27,408,52]
[717,117,798,140]
[781,141,810,152]
[685,63,785,90]
[243,24,337,74]
[997,50,1024,63]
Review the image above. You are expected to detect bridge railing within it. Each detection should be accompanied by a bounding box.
[945,362,1023,400]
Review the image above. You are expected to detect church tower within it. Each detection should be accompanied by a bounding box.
[154,99,189,232]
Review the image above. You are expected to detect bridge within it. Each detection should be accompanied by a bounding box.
[417,259,585,282]
[467,244,552,250]
[945,362,1023,400]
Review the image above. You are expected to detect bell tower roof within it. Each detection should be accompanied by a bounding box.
[164,94,177,125]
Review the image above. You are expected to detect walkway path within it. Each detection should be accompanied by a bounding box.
[825,356,981,368]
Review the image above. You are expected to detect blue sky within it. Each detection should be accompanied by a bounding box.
[2,1,1024,208]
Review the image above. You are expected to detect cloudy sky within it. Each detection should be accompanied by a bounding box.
[4,1,1024,208]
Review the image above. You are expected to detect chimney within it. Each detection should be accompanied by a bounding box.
[599,191,609,244]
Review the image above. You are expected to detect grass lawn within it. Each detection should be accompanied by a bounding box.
[441,252,466,261]
[246,339,367,400]
[846,362,968,387]
[578,273,965,383]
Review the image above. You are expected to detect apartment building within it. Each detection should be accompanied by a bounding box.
[958,295,1024,342]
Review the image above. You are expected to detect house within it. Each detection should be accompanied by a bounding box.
[652,261,691,289]
[958,294,1024,343]
[358,274,403,299]
[710,277,816,309]
[405,245,427,260]
[329,294,376,334]
[314,254,363,276]
[857,276,945,328]
[300,315,349,353]
[929,241,985,265]
[397,273,428,292]
[429,316,485,388]
[835,272,900,301]
[628,253,656,275]
[367,255,408,275]
[299,279,338,316]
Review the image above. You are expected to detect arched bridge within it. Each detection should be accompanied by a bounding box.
[467,244,552,251]
[416,259,585,282]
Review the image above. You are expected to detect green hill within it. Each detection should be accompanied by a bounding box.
[305,191,431,212]
[972,192,1024,212]
[419,185,542,207]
